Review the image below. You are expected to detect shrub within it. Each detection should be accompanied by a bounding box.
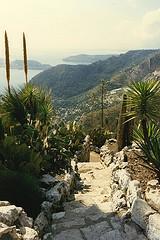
[134,122,160,170]
[0,169,43,218]
[90,128,110,148]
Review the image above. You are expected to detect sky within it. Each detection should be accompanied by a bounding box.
[1,0,160,63]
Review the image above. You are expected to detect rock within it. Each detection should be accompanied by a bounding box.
[0,201,10,207]
[53,229,83,240]
[19,210,33,228]
[52,218,85,234]
[43,232,54,240]
[34,212,48,234]
[0,224,17,239]
[46,187,62,203]
[145,180,160,213]
[52,212,65,221]
[0,205,22,226]
[40,174,58,188]
[147,213,160,240]
[127,180,142,207]
[21,227,39,240]
[113,169,131,192]
[99,229,124,240]
[112,190,126,211]
[41,201,53,215]
[131,199,156,230]
[104,154,113,166]
[80,221,113,240]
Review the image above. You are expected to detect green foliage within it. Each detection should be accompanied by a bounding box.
[0,136,42,176]
[0,169,43,218]
[134,122,160,170]
[126,80,160,122]
[126,80,160,170]
[90,128,110,148]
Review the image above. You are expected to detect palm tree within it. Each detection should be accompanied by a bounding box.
[126,80,160,145]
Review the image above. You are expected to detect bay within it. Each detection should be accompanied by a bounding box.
[0,68,42,93]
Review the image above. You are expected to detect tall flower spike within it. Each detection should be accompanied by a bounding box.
[5,31,11,93]
[23,32,28,84]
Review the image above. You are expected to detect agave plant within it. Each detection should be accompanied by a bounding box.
[5,31,11,93]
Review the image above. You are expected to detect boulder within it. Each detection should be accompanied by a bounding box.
[0,205,22,226]
[21,227,39,240]
[0,223,18,239]
[145,180,160,213]
[131,199,156,230]
[147,213,160,240]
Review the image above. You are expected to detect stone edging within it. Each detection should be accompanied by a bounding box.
[100,142,160,240]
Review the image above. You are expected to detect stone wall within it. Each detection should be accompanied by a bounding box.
[0,201,39,240]
[0,164,79,240]
[100,142,160,240]
[34,168,79,239]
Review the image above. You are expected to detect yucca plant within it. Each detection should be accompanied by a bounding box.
[5,31,11,93]
[126,80,160,146]
[134,122,160,170]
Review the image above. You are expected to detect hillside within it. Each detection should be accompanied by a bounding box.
[63,54,117,63]
[31,49,159,99]
[31,49,160,124]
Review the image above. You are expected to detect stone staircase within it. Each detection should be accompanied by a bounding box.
[47,162,148,240]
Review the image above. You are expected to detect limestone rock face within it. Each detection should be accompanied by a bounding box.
[113,169,131,192]
[34,212,48,233]
[131,199,156,230]
[41,174,57,188]
[145,180,160,213]
[0,203,39,240]
[21,227,39,240]
[147,213,160,240]
[46,187,62,203]
[0,205,22,226]
[19,210,33,228]
[127,180,142,208]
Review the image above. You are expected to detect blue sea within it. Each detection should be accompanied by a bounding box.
[0,68,43,93]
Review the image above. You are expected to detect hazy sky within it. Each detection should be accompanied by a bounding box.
[1,0,160,63]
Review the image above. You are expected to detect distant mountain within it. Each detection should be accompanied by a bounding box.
[31,49,159,99]
[63,54,117,63]
[31,49,160,122]
[0,59,52,70]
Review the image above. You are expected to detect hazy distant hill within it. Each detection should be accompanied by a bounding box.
[31,49,159,99]
[63,54,117,63]
[0,59,51,70]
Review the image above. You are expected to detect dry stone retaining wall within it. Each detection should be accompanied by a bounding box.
[100,141,160,240]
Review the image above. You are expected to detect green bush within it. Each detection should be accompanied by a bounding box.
[0,169,43,218]
[90,128,110,148]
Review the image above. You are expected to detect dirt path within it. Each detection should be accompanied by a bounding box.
[51,158,148,240]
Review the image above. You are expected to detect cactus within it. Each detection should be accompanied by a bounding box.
[5,31,10,93]
[117,94,131,151]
